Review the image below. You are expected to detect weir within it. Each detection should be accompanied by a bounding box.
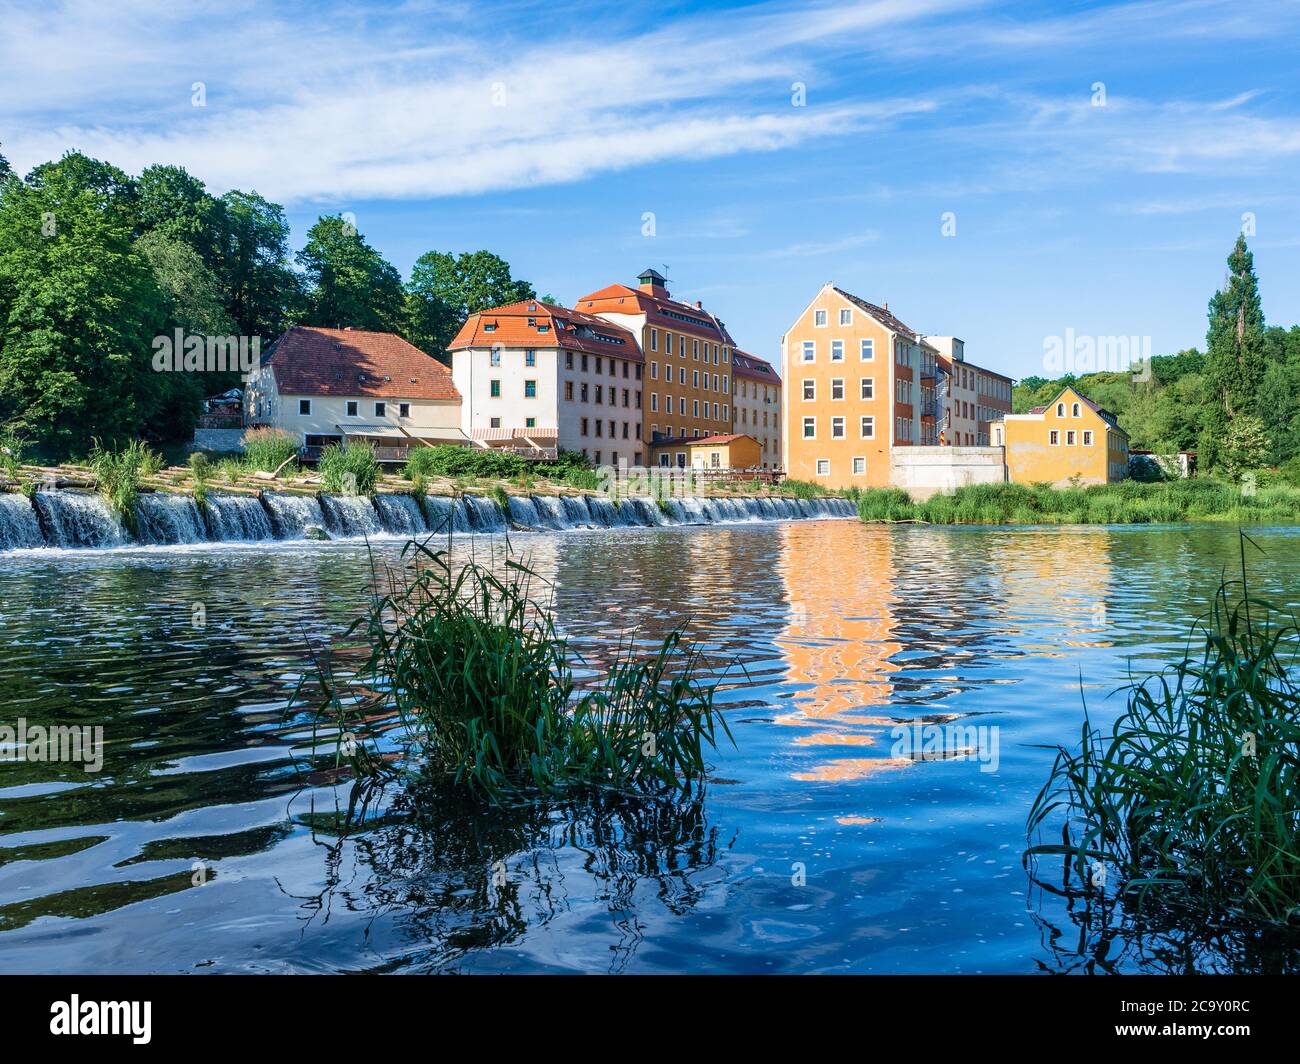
[0,490,857,551]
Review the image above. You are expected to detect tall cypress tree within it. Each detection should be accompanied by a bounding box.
[1200,235,1267,471]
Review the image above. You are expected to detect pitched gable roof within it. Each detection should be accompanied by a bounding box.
[732,350,781,383]
[263,327,459,400]
[577,284,735,345]
[448,299,641,359]
[1030,386,1126,433]
[831,286,927,343]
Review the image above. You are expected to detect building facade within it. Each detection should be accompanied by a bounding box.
[992,386,1129,485]
[731,350,782,469]
[927,336,1013,447]
[781,284,934,489]
[448,299,644,466]
[244,326,463,460]
[578,269,734,449]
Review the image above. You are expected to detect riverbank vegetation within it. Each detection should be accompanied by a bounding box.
[1026,558,1300,934]
[1016,236,1298,482]
[0,150,540,458]
[87,439,162,530]
[305,541,734,801]
[318,440,381,496]
[856,479,1300,525]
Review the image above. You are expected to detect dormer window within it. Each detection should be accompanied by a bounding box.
[484,323,497,332]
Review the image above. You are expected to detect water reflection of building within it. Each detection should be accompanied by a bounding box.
[774,523,911,781]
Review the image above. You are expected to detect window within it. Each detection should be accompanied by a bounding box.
[525,417,536,428]
[1066,430,1076,445]
[666,333,674,355]
[1072,402,1081,417]
[802,379,815,401]
[816,458,830,475]
[814,309,828,326]
[860,416,875,438]
[525,350,536,367]
[1056,402,1065,417]
[852,456,866,474]
[831,378,844,401]
[666,395,674,414]
[374,401,386,417]
[489,349,502,366]
[581,418,589,435]
[524,380,537,398]
[802,416,816,439]
[840,308,852,326]
[1083,430,1094,446]
[802,341,815,362]
[860,339,874,361]
[398,403,410,418]
[565,352,573,370]
[659,453,670,468]
[831,416,845,439]
[860,378,874,400]
[651,393,659,412]
[693,370,700,388]
[665,364,673,383]
[490,380,501,398]
[298,399,312,415]
[651,361,658,380]
[650,330,658,351]
[1049,429,1060,445]
[831,340,844,362]
[490,416,501,428]
[564,380,574,401]
[693,399,700,417]
[346,400,358,416]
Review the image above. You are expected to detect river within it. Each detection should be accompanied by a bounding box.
[1,519,1297,973]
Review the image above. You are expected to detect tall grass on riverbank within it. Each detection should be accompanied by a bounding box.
[87,439,161,531]
[856,479,1300,525]
[1026,555,1300,930]
[318,440,380,496]
[306,540,734,801]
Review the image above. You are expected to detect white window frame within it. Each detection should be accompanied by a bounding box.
[815,458,830,476]
[860,377,874,400]
[840,308,852,326]
[802,340,815,363]
[831,416,846,439]
[852,456,866,475]
[814,309,828,327]
[860,338,874,361]
[860,416,875,439]
[831,378,845,401]
[830,339,844,362]
[802,416,816,440]
[802,379,816,401]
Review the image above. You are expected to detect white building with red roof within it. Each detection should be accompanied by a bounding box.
[244,326,464,461]
[448,298,644,465]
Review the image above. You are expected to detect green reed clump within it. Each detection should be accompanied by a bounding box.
[1027,562,1300,927]
[780,478,828,499]
[855,488,915,521]
[88,439,160,531]
[188,451,211,506]
[319,440,380,496]
[240,426,299,473]
[310,541,734,802]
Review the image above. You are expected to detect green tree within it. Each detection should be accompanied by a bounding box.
[217,189,300,339]
[1219,414,1270,481]
[1201,235,1267,471]
[297,215,405,333]
[136,164,225,267]
[0,154,167,456]
[0,145,10,181]
[406,249,535,358]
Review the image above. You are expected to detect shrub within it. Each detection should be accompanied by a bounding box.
[188,451,211,506]
[0,429,24,484]
[781,478,827,499]
[88,439,160,531]
[1027,561,1300,929]
[305,543,735,801]
[241,426,299,474]
[319,440,380,496]
[856,488,915,522]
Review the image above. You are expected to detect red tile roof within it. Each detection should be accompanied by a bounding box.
[577,283,736,345]
[732,349,781,384]
[447,300,641,360]
[651,432,755,447]
[264,327,459,400]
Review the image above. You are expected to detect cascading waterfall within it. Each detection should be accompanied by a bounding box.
[423,495,473,534]
[372,494,428,536]
[261,493,326,538]
[0,493,44,550]
[319,494,381,538]
[32,491,127,548]
[203,493,275,541]
[134,493,208,545]
[463,495,507,532]
[3,488,856,552]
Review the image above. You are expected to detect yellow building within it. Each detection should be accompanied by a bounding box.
[648,432,761,470]
[992,386,1129,485]
[781,284,931,490]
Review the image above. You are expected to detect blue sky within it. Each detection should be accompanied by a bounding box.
[2,0,1298,378]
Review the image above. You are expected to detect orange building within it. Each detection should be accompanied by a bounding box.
[578,269,734,451]
[992,386,1130,485]
[781,284,932,489]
